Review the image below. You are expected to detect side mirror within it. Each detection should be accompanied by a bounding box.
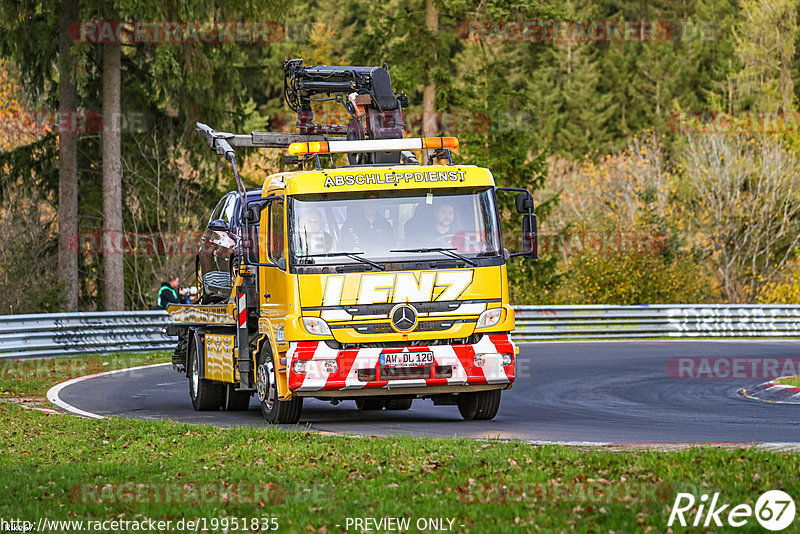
[515,192,534,214]
[242,206,260,224]
[521,213,538,259]
[208,219,228,231]
[276,257,287,270]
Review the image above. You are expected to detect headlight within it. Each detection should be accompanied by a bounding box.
[476,308,502,329]
[501,353,513,366]
[302,317,332,336]
[292,359,338,374]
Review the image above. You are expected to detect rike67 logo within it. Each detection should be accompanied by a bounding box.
[669,490,795,531]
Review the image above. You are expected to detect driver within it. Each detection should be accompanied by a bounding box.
[340,194,393,252]
[341,193,394,254]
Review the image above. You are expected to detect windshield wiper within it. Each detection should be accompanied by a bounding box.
[296,251,386,271]
[390,247,477,267]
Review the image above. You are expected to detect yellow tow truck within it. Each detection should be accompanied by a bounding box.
[166,60,537,423]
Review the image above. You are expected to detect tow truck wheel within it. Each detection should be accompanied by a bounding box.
[256,347,302,424]
[222,384,252,411]
[385,398,413,410]
[188,336,223,411]
[355,398,386,410]
[457,390,501,421]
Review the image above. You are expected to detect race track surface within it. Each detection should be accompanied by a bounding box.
[56,341,800,443]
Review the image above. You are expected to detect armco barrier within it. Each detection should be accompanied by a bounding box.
[0,311,173,359]
[514,304,800,340]
[2,305,800,359]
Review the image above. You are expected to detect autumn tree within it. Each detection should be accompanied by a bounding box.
[682,134,800,302]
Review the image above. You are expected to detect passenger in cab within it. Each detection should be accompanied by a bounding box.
[340,195,393,252]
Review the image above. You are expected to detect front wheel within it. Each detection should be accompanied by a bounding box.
[188,336,223,411]
[457,390,501,421]
[256,347,302,424]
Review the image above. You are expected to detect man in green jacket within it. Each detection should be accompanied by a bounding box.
[157,276,186,310]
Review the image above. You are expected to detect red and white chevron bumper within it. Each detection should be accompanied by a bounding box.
[287,334,515,393]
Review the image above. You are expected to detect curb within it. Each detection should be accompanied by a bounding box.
[739,376,800,404]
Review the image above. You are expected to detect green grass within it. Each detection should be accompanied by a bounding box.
[0,353,798,532]
[776,375,800,387]
[1,404,798,533]
[0,352,170,399]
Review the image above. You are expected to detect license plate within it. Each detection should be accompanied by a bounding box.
[380,351,434,367]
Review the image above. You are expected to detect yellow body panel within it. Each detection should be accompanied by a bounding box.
[288,266,510,343]
[280,165,493,196]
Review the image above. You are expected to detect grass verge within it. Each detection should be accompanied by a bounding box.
[0,352,170,400]
[0,354,797,532]
[1,403,798,533]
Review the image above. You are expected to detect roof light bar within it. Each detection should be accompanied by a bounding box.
[287,137,459,156]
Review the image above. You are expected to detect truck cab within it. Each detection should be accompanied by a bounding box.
[168,155,535,423]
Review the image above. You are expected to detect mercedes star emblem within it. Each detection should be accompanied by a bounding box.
[390,304,418,332]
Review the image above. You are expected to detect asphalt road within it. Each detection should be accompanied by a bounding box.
[56,341,800,443]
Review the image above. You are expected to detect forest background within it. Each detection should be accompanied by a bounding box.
[2,0,800,313]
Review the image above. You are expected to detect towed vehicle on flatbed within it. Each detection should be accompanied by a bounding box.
[166,59,537,423]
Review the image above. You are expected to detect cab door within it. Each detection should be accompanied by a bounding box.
[259,198,291,332]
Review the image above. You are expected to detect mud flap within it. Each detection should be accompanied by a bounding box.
[235,288,252,389]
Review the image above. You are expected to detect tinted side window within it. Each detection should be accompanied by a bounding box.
[209,195,228,224]
[220,194,236,226]
[269,200,285,267]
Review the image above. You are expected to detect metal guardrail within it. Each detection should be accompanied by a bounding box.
[0,311,173,359]
[2,305,800,359]
[514,305,800,340]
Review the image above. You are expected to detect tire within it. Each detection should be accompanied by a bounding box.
[355,398,386,410]
[256,346,302,424]
[222,384,252,411]
[457,390,501,421]
[385,398,413,410]
[188,336,223,411]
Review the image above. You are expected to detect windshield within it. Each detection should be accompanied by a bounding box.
[289,187,501,266]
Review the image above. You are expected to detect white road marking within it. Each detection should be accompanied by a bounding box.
[43,360,800,450]
[46,362,171,419]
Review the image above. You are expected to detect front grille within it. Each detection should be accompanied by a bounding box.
[334,319,473,335]
[356,365,453,382]
[380,366,430,380]
[339,334,484,349]
[358,368,376,381]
